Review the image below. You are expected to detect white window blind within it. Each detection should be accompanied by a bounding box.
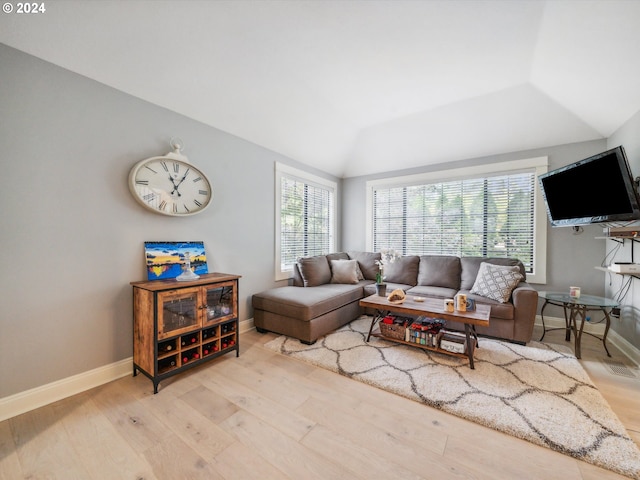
[276,163,336,280]
[371,168,541,275]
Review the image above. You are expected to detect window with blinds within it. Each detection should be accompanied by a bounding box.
[372,171,536,273]
[276,163,336,279]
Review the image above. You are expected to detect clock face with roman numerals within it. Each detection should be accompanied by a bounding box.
[128,156,212,216]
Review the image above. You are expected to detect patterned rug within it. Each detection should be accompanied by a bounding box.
[264,316,640,479]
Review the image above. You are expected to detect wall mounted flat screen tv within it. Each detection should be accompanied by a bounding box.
[538,146,640,227]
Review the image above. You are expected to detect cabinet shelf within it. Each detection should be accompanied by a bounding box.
[132,273,241,393]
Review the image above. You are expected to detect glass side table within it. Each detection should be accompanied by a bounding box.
[538,291,617,359]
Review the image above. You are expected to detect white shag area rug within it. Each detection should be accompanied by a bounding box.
[264,317,640,479]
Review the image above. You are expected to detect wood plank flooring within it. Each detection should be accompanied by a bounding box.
[1,322,638,480]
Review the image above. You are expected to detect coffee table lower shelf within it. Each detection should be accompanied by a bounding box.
[360,294,491,370]
[369,330,477,363]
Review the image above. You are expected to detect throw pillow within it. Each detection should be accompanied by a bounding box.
[330,259,360,284]
[297,255,332,287]
[383,255,420,285]
[417,255,461,289]
[470,262,523,303]
[347,251,381,281]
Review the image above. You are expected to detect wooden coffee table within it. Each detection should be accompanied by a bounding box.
[360,294,490,369]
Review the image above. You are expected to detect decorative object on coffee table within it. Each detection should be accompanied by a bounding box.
[386,288,406,304]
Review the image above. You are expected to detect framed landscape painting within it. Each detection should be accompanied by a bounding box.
[144,241,209,280]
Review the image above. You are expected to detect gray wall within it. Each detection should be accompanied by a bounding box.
[606,109,640,350]
[0,44,339,398]
[342,140,609,320]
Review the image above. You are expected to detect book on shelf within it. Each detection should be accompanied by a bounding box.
[408,316,446,347]
[438,330,467,354]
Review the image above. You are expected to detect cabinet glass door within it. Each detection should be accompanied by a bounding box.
[157,288,200,339]
[203,281,237,326]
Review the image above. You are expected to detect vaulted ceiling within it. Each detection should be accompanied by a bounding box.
[2,0,640,177]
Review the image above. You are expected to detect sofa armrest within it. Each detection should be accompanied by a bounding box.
[510,283,539,343]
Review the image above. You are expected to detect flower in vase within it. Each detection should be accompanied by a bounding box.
[375,248,401,284]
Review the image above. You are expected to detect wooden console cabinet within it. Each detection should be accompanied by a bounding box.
[131,273,241,393]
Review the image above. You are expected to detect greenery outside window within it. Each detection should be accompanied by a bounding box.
[366,158,548,283]
[275,163,337,280]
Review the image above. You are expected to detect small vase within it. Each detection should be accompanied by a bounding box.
[176,251,200,281]
[376,283,387,297]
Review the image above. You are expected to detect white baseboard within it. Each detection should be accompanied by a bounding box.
[239,317,254,333]
[535,315,640,367]
[0,318,258,422]
[0,357,132,422]
[607,329,640,367]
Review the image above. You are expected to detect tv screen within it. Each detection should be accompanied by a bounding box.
[538,146,640,227]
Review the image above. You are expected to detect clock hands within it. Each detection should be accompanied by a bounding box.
[175,169,190,191]
[167,177,182,197]
[169,168,191,197]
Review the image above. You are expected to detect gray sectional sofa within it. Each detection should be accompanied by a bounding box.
[252,251,538,345]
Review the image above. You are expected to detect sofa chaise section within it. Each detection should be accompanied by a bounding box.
[253,252,377,343]
[253,283,370,344]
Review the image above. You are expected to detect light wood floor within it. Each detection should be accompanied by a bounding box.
[1,323,639,480]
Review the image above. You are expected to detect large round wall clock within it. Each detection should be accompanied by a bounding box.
[128,141,213,216]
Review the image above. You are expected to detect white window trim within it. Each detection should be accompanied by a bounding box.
[275,162,337,281]
[366,157,548,284]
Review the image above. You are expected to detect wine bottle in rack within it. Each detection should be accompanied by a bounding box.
[181,333,199,346]
[182,349,199,364]
[158,340,174,353]
[158,356,177,372]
